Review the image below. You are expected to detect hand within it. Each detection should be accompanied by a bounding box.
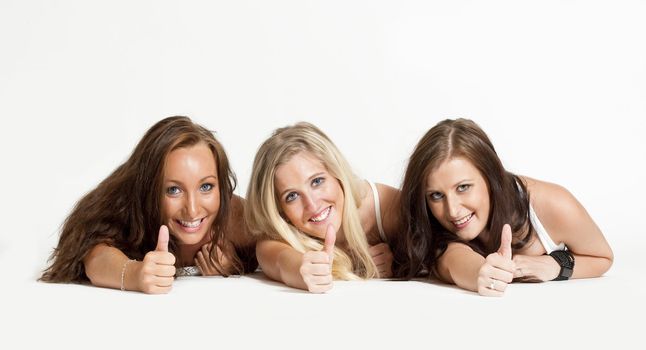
[195,243,231,276]
[299,224,336,293]
[369,243,393,278]
[512,254,561,282]
[477,224,515,297]
[136,225,176,294]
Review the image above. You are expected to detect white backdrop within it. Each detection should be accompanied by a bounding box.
[1,1,645,349]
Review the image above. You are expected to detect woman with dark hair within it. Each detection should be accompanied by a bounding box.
[40,116,257,294]
[395,118,613,296]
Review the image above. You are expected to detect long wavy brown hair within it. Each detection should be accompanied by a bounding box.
[394,118,534,279]
[41,116,255,283]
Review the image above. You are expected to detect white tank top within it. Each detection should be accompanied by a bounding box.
[529,203,566,253]
[367,181,387,242]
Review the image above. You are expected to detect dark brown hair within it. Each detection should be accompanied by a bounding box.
[394,118,533,279]
[41,116,255,283]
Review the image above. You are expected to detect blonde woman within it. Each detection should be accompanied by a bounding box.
[246,122,402,293]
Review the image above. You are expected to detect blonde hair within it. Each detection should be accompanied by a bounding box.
[246,122,377,280]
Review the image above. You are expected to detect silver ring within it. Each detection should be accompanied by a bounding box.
[489,280,495,290]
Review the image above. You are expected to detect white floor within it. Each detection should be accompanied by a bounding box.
[4,240,644,349]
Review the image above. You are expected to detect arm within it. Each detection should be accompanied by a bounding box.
[257,240,308,290]
[437,225,515,296]
[523,180,614,279]
[436,243,486,292]
[84,226,176,294]
[256,230,335,294]
[84,243,138,290]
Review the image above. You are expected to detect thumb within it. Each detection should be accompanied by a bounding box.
[497,224,512,259]
[323,224,336,263]
[156,225,169,252]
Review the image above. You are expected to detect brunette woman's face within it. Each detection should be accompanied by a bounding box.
[161,142,220,245]
[274,151,344,239]
[425,157,490,242]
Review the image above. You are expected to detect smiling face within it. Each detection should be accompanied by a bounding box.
[274,151,344,240]
[161,142,220,246]
[425,157,490,242]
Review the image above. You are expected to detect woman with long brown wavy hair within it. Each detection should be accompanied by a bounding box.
[395,118,613,296]
[40,116,257,294]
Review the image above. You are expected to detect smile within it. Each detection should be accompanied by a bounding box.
[309,206,331,223]
[451,213,474,228]
[176,217,205,229]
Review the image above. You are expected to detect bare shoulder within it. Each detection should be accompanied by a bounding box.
[522,176,583,213]
[375,182,400,205]
[375,182,403,237]
[521,176,590,239]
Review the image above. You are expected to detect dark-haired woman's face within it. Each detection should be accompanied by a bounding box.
[274,151,344,240]
[161,142,220,246]
[425,157,490,242]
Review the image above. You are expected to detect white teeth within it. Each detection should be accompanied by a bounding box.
[179,219,202,228]
[453,213,473,226]
[309,207,331,222]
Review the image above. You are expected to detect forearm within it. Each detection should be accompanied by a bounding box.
[83,244,141,291]
[275,249,308,290]
[438,248,486,292]
[571,254,613,279]
[446,262,482,292]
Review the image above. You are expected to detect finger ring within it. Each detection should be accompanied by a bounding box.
[489,280,495,290]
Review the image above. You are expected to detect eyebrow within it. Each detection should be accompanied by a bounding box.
[165,175,218,185]
[426,178,473,193]
[279,172,326,198]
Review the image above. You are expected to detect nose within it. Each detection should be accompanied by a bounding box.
[445,194,462,219]
[186,192,199,218]
[302,191,317,213]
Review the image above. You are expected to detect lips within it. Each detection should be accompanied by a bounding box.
[175,217,205,233]
[309,206,331,223]
[451,213,474,229]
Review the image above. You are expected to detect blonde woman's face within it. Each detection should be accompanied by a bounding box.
[161,142,220,246]
[425,157,490,242]
[274,151,344,239]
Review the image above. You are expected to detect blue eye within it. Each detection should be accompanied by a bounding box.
[285,192,299,203]
[312,177,325,186]
[428,192,443,201]
[457,184,471,192]
[200,183,214,192]
[166,186,181,195]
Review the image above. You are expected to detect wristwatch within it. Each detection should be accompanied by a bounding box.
[549,250,575,281]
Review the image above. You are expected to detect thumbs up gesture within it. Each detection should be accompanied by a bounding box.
[299,224,336,293]
[136,225,177,294]
[477,224,516,296]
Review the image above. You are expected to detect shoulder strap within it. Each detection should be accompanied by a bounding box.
[367,181,387,242]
